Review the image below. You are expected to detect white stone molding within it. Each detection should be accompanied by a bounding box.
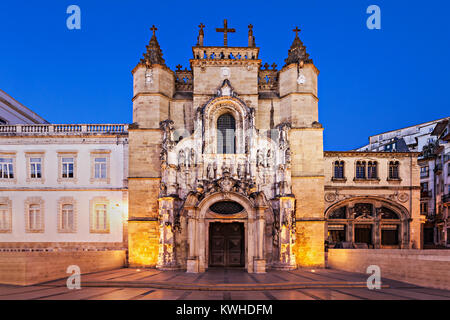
[57,196,77,233]
[25,151,45,184]
[89,149,111,184]
[57,151,78,184]
[0,196,12,233]
[24,196,45,233]
[89,196,110,234]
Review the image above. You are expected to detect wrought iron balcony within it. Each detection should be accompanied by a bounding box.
[443,193,450,204]
[421,190,432,199]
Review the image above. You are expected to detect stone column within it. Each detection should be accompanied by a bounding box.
[156,197,179,270]
[254,207,266,273]
[186,211,199,273]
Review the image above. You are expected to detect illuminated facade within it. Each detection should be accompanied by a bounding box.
[0,22,422,273]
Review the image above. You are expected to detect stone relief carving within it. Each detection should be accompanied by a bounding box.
[156,82,295,271]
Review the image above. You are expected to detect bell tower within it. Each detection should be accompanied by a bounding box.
[128,25,174,267]
[279,27,325,267]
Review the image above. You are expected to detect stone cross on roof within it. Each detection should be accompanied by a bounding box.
[293,26,301,38]
[198,23,205,34]
[150,25,158,36]
[216,19,235,47]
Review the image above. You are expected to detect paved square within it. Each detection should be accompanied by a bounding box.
[1,268,449,300]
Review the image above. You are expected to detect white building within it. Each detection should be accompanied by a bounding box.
[422,119,450,247]
[0,123,129,251]
[0,89,48,125]
[357,117,449,153]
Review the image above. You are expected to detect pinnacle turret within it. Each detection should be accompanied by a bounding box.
[284,26,313,66]
[139,25,166,67]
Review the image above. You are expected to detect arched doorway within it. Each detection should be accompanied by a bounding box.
[325,197,410,249]
[209,222,244,267]
[185,191,267,273]
[208,201,245,268]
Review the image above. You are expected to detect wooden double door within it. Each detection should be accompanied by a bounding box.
[209,222,244,267]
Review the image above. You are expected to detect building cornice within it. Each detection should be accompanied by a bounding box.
[132,92,172,102]
[324,151,421,158]
[324,185,420,190]
[280,92,319,102]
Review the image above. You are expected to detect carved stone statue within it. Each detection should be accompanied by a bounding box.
[266,149,273,168]
[178,149,185,167]
[160,119,175,151]
[248,108,255,129]
[278,122,291,150]
[257,149,264,167]
[285,147,291,164]
[206,163,213,180]
[213,162,218,179]
[189,148,195,167]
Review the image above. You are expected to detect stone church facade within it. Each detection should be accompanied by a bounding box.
[127,22,421,273]
[0,22,422,275]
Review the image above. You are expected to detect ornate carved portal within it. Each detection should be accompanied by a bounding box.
[156,80,296,273]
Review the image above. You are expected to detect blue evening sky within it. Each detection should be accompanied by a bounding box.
[0,1,448,150]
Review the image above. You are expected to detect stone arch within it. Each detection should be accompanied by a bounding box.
[325,196,410,221]
[197,191,256,220]
[324,196,410,249]
[185,191,267,273]
[202,97,252,154]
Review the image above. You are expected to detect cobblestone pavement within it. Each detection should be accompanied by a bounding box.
[1,268,449,300]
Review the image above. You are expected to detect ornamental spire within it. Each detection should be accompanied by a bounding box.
[197,23,205,46]
[284,26,313,67]
[139,25,166,67]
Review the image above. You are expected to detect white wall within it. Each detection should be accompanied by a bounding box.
[0,138,128,244]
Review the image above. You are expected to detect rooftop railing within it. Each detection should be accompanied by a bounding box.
[0,124,128,134]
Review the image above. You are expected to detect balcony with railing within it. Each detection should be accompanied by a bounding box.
[421,190,432,199]
[443,193,450,204]
[0,124,128,135]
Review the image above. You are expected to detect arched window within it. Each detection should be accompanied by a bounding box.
[209,201,244,214]
[367,161,378,179]
[329,206,346,219]
[61,204,74,231]
[217,113,236,154]
[333,161,345,179]
[355,161,366,179]
[389,161,400,179]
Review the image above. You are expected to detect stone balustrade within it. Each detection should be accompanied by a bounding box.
[0,124,128,135]
[192,46,259,60]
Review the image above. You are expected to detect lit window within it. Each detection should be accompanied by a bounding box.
[61,204,74,231]
[0,204,9,231]
[0,158,14,179]
[62,157,74,178]
[94,204,108,231]
[28,204,41,231]
[30,158,42,179]
[94,158,107,179]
